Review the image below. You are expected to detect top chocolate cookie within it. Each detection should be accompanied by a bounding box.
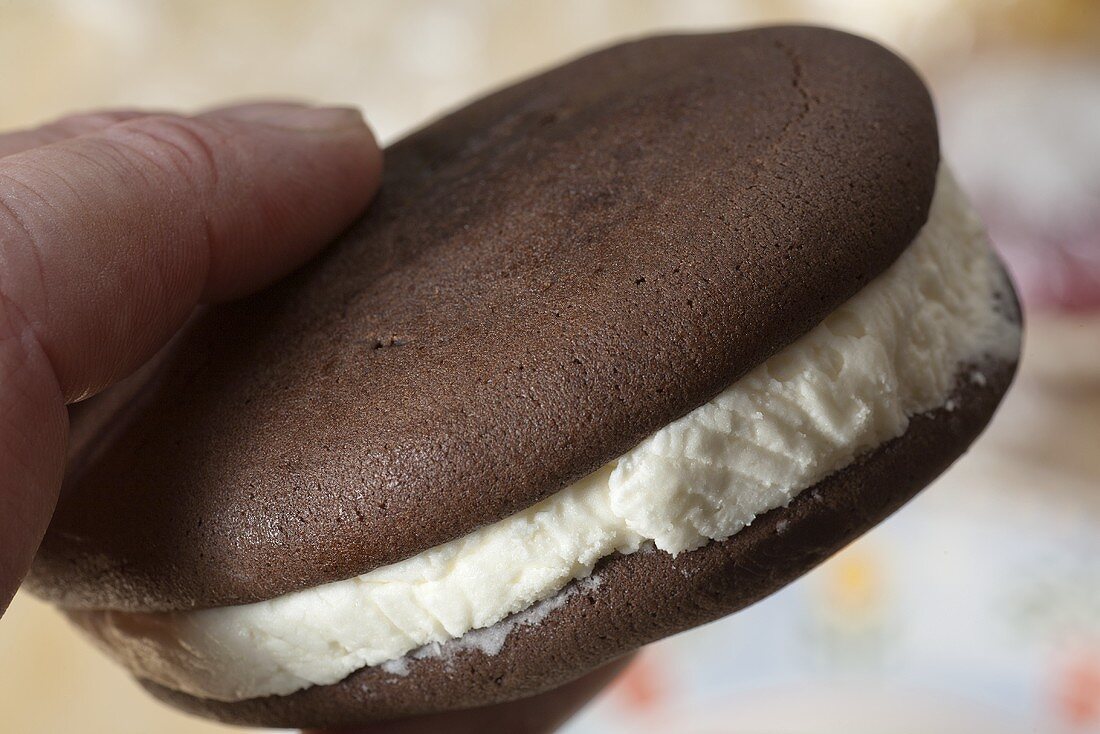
[30,26,938,612]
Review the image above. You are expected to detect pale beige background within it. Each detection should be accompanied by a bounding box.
[7,0,1093,143]
[2,1,1097,733]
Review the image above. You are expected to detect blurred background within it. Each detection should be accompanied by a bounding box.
[1,1,1098,732]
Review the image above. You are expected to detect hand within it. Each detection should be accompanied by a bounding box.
[0,103,625,732]
[0,102,383,610]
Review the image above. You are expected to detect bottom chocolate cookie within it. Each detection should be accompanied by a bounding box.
[142,361,1015,729]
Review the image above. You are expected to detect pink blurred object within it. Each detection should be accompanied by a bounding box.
[995,219,1100,313]
[939,56,1100,314]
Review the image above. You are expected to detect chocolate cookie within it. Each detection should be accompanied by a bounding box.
[140,361,1016,727]
[28,25,1020,728]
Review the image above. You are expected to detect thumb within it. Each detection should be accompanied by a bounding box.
[0,102,382,401]
[0,102,382,611]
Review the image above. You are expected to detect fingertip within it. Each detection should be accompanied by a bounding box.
[205,101,368,133]
[192,103,384,302]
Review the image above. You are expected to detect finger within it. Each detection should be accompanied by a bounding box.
[0,102,382,401]
[0,102,382,612]
[0,309,65,615]
[309,655,635,734]
[0,109,158,159]
[199,99,321,122]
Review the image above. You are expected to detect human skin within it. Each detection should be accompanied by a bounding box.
[0,103,620,733]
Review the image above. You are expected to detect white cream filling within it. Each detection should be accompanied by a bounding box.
[73,166,1020,702]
